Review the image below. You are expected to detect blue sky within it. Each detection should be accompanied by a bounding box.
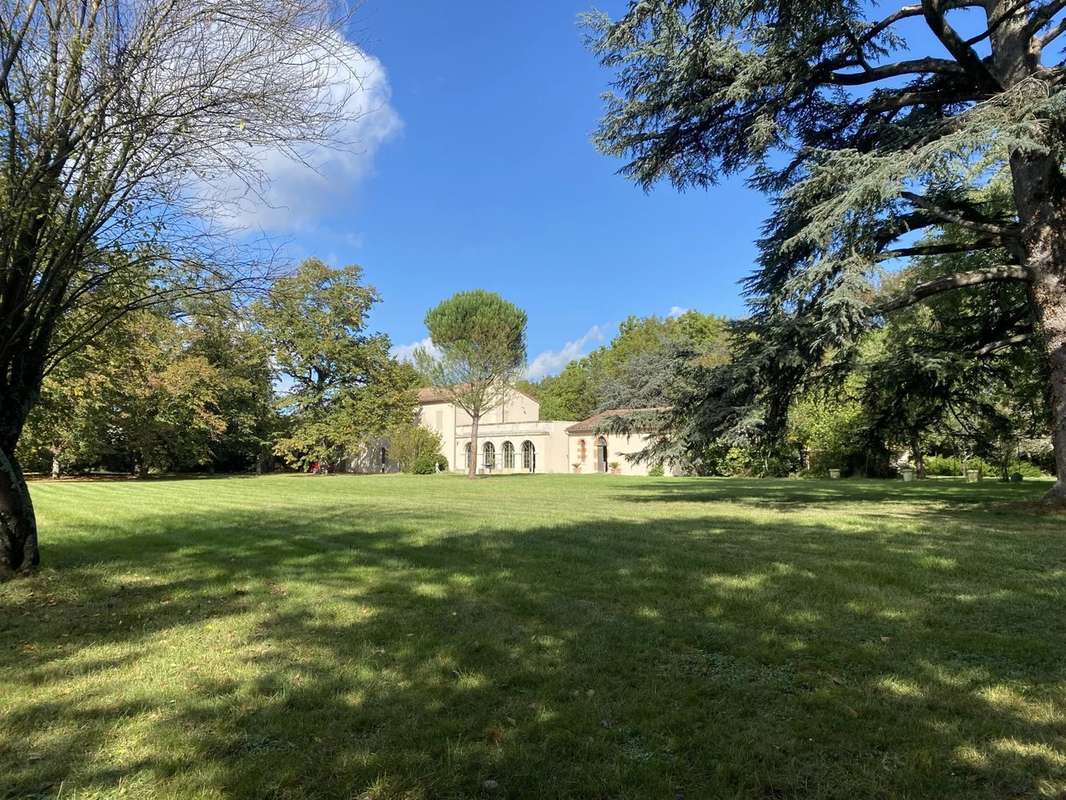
[236,3,1027,379]
[243,3,764,378]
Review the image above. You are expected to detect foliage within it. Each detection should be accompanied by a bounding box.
[19,300,276,477]
[586,0,1066,500]
[389,424,445,474]
[412,454,448,475]
[255,260,418,470]
[531,311,730,420]
[788,391,868,477]
[418,290,527,477]
[0,0,366,570]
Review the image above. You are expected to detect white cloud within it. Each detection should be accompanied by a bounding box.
[211,40,400,233]
[526,325,608,381]
[392,336,439,364]
[667,305,689,318]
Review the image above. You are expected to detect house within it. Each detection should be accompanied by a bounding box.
[416,386,671,475]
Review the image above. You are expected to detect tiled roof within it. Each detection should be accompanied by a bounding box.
[416,385,540,405]
[565,408,668,435]
[416,386,454,404]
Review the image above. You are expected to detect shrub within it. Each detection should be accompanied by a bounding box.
[923,455,1045,479]
[648,463,665,477]
[412,455,437,475]
[388,423,444,473]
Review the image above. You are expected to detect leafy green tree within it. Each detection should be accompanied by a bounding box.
[533,311,730,420]
[1,0,363,573]
[533,362,600,421]
[255,260,417,471]
[17,341,119,478]
[388,423,445,474]
[587,0,1066,502]
[181,297,278,473]
[419,291,527,478]
[105,314,230,476]
[788,388,873,477]
[19,298,278,478]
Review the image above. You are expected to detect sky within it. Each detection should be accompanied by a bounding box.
[238,1,773,380]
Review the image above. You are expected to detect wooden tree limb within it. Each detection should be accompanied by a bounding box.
[1025,0,1066,38]
[876,237,1004,261]
[921,0,1003,90]
[975,330,1033,356]
[878,266,1032,313]
[900,192,1017,238]
[826,57,967,86]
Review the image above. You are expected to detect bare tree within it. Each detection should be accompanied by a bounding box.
[0,0,373,575]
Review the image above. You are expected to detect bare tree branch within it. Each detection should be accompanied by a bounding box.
[921,0,1003,90]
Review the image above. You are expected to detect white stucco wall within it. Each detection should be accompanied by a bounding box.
[417,401,459,472]
[566,432,658,476]
[455,421,575,475]
[415,388,671,476]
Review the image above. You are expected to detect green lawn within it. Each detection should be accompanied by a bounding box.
[2,474,1065,799]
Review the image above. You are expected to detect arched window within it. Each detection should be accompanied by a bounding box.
[380,446,388,473]
[464,442,472,469]
[483,441,496,471]
[522,440,536,473]
[502,441,515,469]
[596,436,608,473]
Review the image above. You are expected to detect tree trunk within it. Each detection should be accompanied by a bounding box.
[912,438,926,480]
[1008,150,1066,503]
[988,4,1066,501]
[0,445,39,578]
[50,447,62,480]
[467,415,479,479]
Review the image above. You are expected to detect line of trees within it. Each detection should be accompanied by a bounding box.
[1,0,380,573]
[16,259,421,480]
[520,302,1051,479]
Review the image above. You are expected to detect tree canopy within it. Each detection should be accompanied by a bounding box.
[0,0,367,573]
[419,291,527,478]
[254,259,418,471]
[587,0,1066,500]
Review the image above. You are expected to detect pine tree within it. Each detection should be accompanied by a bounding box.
[587,0,1066,501]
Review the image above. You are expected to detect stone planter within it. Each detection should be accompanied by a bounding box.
[828,469,841,479]
[901,468,915,482]
[966,469,981,483]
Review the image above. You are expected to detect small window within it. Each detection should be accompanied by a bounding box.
[483,442,496,471]
[503,441,515,469]
[522,441,535,472]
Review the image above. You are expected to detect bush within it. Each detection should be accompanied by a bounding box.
[923,455,1046,479]
[389,423,444,473]
[648,463,665,477]
[412,455,437,475]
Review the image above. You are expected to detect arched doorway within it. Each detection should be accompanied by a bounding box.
[379,446,388,473]
[502,441,515,469]
[521,441,536,473]
[483,441,496,472]
[596,436,608,473]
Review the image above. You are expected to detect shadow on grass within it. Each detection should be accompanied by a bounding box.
[2,490,1065,799]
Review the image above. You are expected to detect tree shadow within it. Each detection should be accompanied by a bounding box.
[2,487,1065,798]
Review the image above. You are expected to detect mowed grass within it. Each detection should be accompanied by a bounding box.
[2,475,1066,800]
